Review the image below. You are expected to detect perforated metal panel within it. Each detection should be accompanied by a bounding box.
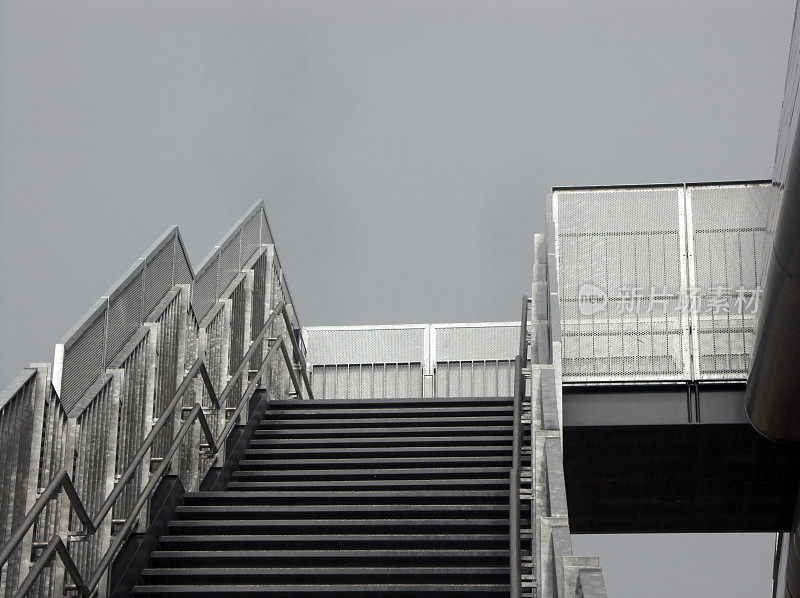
[432,323,518,397]
[192,259,219,322]
[105,270,143,364]
[241,211,262,265]
[435,324,518,361]
[143,239,175,317]
[52,203,294,421]
[553,187,689,381]
[61,308,106,413]
[304,323,521,399]
[553,182,775,383]
[218,231,241,293]
[688,184,772,379]
[305,326,426,365]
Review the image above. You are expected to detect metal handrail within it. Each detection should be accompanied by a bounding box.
[91,356,218,528]
[278,302,314,400]
[16,401,218,598]
[2,301,313,597]
[0,470,94,572]
[519,295,530,365]
[509,295,530,598]
[16,535,87,597]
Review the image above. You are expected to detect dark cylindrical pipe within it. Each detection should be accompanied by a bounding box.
[745,120,800,441]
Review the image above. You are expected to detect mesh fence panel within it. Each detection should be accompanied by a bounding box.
[241,211,262,266]
[218,231,242,294]
[554,183,774,382]
[688,184,772,379]
[105,271,144,365]
[554,187,689,381]
[192,260,219,323]
[61,309,107,412]
[311,363,423,399]
[143,239,175,317]
[304,327,426,365]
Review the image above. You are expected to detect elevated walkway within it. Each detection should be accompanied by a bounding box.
[0,206,603,597]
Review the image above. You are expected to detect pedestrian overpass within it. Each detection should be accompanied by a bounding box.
[4,5,800,598]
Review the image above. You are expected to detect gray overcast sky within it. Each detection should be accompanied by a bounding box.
[0,1,794,595]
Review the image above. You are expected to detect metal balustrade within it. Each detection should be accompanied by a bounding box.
[0,202,312,598]
[552,182,775,383]
[509,296,530,598]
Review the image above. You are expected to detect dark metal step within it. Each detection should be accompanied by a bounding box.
[139,566,508,584]
[247,435,512,449]
[242,446,512,459]
[173,503,517,520]
[230,466,510,481]
[224,478,508,491]
[166,519,509,535]
[182,490,509,505]
[147,549,510,567]
[262,406,512,419]
[132,583,510,596]
[267,397,513,408]
[237,456,513,470]
[252,426,513,439]
[258,416,512,429]
[157,534,509,550]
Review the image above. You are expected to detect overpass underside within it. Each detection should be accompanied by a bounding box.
[564,384,800,534]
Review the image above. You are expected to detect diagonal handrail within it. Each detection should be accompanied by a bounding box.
[91,356,218,528]
[2,300,314,597]
[15,401,218,598]
[214,335,285,454]
[509,295,530,598]
[0,470,94,571]
[15,535,89,597]
[278,302,314,400]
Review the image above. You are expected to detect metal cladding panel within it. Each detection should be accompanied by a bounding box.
[688,184,771,379]
[774,2,800,188]
[304,327,426,365]
[554,187,690,381]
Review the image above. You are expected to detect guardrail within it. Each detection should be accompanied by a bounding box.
[0,202,310,598]
[1,305,309,597]
[510,295,530,598]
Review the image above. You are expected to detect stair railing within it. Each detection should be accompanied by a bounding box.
[510,295,530,598]
[0,299,312,598]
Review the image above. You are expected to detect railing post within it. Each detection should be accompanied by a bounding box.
[173,286,193,480]
[136,322,159,531]
[215,298,233,471]
[52,417,77,598]
[510,354,523,598]
[96,371,122,598]
[16,365,49,588]
[240,268,255,417]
